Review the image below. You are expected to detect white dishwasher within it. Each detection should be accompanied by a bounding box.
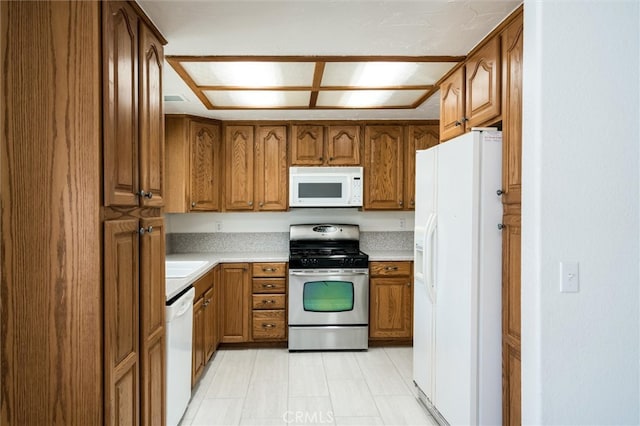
[165,286,195,426]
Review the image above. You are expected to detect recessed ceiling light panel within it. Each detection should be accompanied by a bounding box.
[204,90,311,108]
[182,61,315,87]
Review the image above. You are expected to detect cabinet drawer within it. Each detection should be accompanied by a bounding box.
[369,261,412,277]
[252,294,286,310]
[252,310,286,340]
[252,262,286,278]
[193,267,215,301]
[252,278,286,294]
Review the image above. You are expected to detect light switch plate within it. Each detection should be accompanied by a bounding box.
[560,261,579,293]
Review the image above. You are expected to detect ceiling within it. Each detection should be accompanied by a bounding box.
[138,0,521,121]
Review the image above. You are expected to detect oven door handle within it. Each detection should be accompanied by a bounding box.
[289,270,369,276]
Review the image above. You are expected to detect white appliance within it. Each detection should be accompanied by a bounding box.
[289,166,363,207]
[165,286,195,426]
[413,129,503,425]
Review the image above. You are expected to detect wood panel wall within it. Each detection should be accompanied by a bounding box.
[1,2,102,424]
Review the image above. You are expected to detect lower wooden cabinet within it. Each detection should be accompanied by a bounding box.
[191,267,218,386]
[221,263,251,343]
[251,262,287,342]
[369,261,413,340]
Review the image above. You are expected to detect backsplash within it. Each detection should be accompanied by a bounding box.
[167,231,413,254]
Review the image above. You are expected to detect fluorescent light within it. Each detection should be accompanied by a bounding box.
[182,61,314,87]
[204,90,311,108]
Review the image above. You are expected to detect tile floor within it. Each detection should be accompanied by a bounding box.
[179,346,436,426]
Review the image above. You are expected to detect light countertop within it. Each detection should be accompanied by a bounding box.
[165,250,413,300]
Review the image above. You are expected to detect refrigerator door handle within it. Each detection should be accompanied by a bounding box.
[425,213,437,304]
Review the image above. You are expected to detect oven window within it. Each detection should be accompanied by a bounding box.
[299,182,342,199]
[303,281,354,312]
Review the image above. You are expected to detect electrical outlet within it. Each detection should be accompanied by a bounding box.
[215,221,223,232]
[399,219,406,229]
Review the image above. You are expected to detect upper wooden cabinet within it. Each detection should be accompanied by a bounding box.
[224,125,255,210]
[291,124,361,166]
[440,36,501,142]
[224,125,288,211]
[405,125,439,210]
[255,126,288,211]
[364,125,404,210]
[465,36,501,128]
[439,67,466,142]
[103,2,164,207]
[501,12,524,205]
[165,116,222,212]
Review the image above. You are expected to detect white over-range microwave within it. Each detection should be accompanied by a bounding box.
[289,166,363,207]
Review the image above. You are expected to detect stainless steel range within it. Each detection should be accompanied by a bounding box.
[288,224,369,351]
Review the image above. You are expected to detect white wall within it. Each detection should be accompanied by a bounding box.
[522,1,639,424]
[166,210,415,233]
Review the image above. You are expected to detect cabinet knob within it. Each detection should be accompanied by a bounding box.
[191,202,197,207]
[248,201,253,206]
[498,223,506,230]
[410,200,415,206]
[398,200,403,206]
[138,190,153,199]
[262,323,276,328]
[259,202,264,207]
[138,226,152,235]
[262,284,275,288]
[407,282,411,287]
[454,121,462,127]
[462,117,469,122]
[319,157,323,161]
[329,157,334,161]
[497,189,504,196]
[262,299,276,304]
[385,266,399,271]
[263,267,276,272]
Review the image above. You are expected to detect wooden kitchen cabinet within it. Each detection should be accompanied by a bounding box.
[224,125,255,210]
[255,125,288,210]
[291,124,361,166]
[191,267,217,386]
[139,217,166,426]
[501,11,524,206]
[224,125,288,211]
[103,3,167,425]
[465,36,501,128]
[369,261,413,340]
[251,263,288,341]
[290,124,324,165]
[103,1,165,208]
[104,219,141,426]
[364,125,404,210]
[165,115,222,212]
[440,36,501,142]
[439,67,466,142]
[404,124,439,210]
[221,263,251,343]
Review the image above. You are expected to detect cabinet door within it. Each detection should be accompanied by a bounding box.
[405,125,439,210]
[327,125,361,165]
[139,24,164,208]
[501,13,523,205]
[369,277,413,339]
[139,217,165,426]
[439,67,465,142]
[502,211,521,425]
[255,125,288,211]
[221,263,251,343]
[191,296,205,386]
[103,1,139,207]
[224,126,255,210]
[291,124,324,165]
[204,286,216,361]
[104,219,140,426]
[364,125,404,210]
[190,121,221,211]
[465,36,501,128]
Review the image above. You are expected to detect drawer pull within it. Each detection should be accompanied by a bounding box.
[262,323,276,328]
[262,284,275,288]
[262,267,277,272]
[261,299,276,304]
[385,266,399,271]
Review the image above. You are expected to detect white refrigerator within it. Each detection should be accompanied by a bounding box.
[413,129,502,425]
